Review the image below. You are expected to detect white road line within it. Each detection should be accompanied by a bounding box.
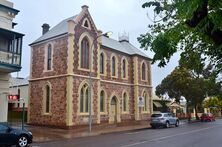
[120,126,218,147]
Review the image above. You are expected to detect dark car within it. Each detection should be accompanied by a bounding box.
[200,113,216,122]
[0,123,32,147]
[150,113,179,128]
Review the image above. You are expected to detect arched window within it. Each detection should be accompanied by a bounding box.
[112,56,116,76]
[45,85,51,114]
[142,63,146,80]
[123,92,128,112]
[80,84,89,113]
[47,44,52,70]
[100,90,105,112]
[143,91,147,111]
[84,20,89,28]
[100,53,104,74]
[122,59,126,78]
[80,89,84,113]
[81,37,89,69]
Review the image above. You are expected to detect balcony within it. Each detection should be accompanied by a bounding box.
[0,28,24,73]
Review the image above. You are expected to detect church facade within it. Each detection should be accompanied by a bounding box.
[28,5,153,128]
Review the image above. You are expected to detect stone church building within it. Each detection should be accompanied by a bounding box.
[28,5,153,128]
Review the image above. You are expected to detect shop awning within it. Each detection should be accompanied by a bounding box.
[153,101,162,108]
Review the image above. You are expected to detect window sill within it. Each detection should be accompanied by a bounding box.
[100,112,107,115]
[141,111,148,114]
[42,113,52,116]
[111,75,118,78]
[79,112,89,116]
[141,79,148,82]
[100,73,107,76]
[43,69,54,73]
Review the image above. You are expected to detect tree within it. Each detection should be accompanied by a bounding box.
[138,0,222,73]
[203,97,222,115]
[156,65,221,119]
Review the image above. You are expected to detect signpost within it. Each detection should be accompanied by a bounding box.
[138,96,144,107]
[138,96,144,120]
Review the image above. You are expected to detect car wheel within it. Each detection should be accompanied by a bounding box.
[165,121,170,128]
[151,125,156,129]
[175,120,179,127]
[17,135,28,147]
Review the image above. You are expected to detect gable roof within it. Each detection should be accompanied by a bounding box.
[31,15,77,45]
[30,15,151,59]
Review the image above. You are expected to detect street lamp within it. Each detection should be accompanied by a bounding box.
[88,31,112,133]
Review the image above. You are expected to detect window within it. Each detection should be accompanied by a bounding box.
[112,56,116,76]
[45,85,51,114]
[143,91,147,111]
[47,44,52,70]
[82,18,91,29]
[123,93,128,112]
[100,53,104,74]
[142,63,146,80]
[100,91,105,112]
[122,59,126,78]
[80,37,90,69]
[80,84,89,113]
[84,20,89,28]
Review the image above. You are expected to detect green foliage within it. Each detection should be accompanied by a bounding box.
[139,0,222,73]
[156,65,221,107]
[203,97,222,115]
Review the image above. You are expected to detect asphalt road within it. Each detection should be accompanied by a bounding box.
[32,119,222,147]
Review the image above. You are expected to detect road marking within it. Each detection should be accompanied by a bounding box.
[120,126,218,147]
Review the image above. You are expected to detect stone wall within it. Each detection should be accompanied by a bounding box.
[29,77,67,127]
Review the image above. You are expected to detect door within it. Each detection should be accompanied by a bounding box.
[168,113,176,124]
[110,97,117,124]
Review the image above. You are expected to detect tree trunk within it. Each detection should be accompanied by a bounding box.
[195,105,199,120]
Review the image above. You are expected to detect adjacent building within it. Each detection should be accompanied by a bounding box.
[0,0,24,122]
[29,5,152,128]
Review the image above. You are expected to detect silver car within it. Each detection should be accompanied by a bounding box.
[150,113,179,128]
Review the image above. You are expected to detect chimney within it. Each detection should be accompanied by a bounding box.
[42,23,50,35]
[81,5,89,10]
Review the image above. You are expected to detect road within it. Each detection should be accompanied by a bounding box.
[32,119,222,147]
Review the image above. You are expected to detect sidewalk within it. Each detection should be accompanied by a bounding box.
[24,121,150,143]
[12,119,189,143]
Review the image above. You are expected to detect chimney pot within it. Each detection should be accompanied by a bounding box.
[42,23,50,35]
[81,5,89,10]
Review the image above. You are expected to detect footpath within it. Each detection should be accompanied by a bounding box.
[12,119,188,143]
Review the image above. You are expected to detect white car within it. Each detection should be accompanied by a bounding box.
[150,113,179,128]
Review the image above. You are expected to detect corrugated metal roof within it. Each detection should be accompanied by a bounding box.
[9,77,29,87]
[101,36,150,58]
[30,15,151,59]
[31,15,77,45]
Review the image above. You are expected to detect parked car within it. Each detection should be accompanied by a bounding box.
[200,113,216,122]
[0,122,32,147]
[150,113,179,128]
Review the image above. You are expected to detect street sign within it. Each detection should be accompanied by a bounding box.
[8,95,20,101]
[138,96,144,107]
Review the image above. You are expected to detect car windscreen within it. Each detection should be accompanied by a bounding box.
[151,114,162,117]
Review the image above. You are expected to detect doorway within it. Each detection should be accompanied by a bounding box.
[110,96,117,124]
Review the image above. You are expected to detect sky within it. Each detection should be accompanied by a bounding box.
[10,0,179,91]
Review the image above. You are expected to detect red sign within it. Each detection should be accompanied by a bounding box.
[8,95,20,101]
